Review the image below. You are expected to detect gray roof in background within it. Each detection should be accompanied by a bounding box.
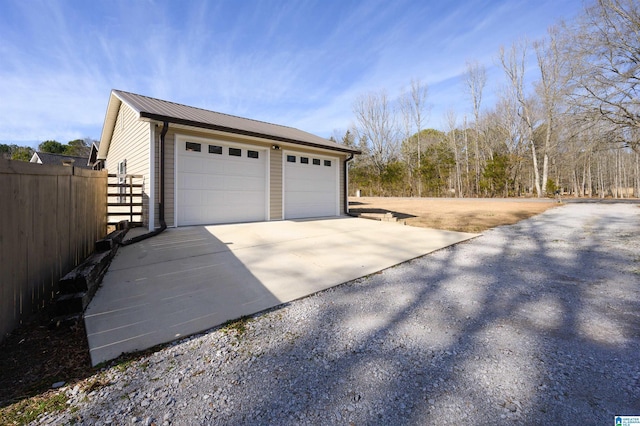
[112,90,359,154]
[32,152,92,169]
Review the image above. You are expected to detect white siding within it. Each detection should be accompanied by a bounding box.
[105,103,151,226]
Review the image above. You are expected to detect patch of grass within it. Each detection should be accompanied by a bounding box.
[114,359,134,373]
[0,391,68,425]
[81,375,111,393]
[221,316,252,336]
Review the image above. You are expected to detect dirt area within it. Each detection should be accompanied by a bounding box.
[349,197,559,233]
[0,317,94,420]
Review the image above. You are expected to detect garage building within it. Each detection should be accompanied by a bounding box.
[97,90,359,230]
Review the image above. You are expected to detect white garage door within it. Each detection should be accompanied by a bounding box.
[177,138,267,226]
[284,152,339,219]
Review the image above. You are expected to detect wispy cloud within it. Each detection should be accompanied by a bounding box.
[0,0,584,146]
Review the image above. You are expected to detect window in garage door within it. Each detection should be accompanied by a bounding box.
[284,152,339,219]
[176,137,268,226]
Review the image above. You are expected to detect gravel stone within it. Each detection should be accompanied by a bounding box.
[32,203,640,425]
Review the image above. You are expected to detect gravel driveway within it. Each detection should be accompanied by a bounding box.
[39,203,640,425]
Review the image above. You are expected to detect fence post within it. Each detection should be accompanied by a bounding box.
[129,175,133,224]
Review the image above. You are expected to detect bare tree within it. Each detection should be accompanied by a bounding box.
[352,90,399,176]
[462,115,470,195]
[635,151,640,197]
[464,61,487,195]
[445,109,463,197]
[344,0,640,199]
[500,41,543,197]
[564,0,640,154]
[399,79,429,196]
[399,91,416,195]
[534,26,567,195]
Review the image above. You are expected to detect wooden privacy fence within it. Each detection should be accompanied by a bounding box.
[0,159,107,341]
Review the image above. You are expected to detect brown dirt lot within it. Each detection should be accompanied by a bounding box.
[349,197,559,233]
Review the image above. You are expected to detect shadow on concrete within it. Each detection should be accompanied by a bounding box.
[84,226,281,366]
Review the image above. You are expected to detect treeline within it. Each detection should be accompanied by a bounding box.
[337,0,640,199]
[0,139,95,161]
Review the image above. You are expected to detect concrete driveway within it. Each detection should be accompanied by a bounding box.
[84,217,477,365]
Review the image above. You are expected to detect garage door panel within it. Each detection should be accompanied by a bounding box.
[181,189,205,206]
[220,190,264,202]
[194,191,262,210]
[223,175,265,191]
[181,173,208,190]
[181,157,218,174]
[177,139,267,226]
[288,179,334,192]
[203,190,226,205]
[221,165,260,178]
[284,153,338,219]
[287,202,329,218]
[287,191,334,205]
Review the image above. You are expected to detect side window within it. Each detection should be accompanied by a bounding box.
[117,159,127,203]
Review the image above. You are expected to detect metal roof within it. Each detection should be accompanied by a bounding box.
[103,90,359,155]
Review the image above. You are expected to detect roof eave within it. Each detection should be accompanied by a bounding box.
[139,112,360,155]
[97,92,121,160]
[98,90,143,160]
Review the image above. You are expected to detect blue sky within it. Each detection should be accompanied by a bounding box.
[0,0,584,148]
